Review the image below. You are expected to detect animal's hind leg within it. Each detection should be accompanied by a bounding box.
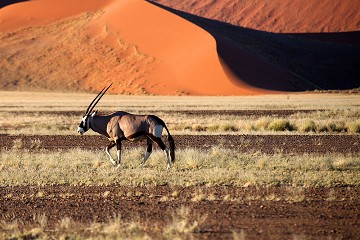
[150,136,171,170]
[106,141,117,166]
[115,140,122,168]
[141,138,152,166]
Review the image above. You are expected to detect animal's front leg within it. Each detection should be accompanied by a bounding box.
[116,139,122,169]
[106,141,117,166]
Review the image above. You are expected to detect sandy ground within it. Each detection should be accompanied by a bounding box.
[153,0,360,33]
[0,185,359,239]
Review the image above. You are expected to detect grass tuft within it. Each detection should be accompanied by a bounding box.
[1,214,151,240]
[58,217,74,230]
[233,230,247,240]
[163,206,206,238]
[268,119,296,131]
[348,120,360,133]
[299,120,317,132]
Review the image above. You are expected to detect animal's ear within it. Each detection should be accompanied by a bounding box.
[91,110,98,117]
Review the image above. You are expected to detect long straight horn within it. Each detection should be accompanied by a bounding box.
[87,83,113,114]
[85,86,106,114]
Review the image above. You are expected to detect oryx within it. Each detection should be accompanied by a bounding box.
[77,84,175,169]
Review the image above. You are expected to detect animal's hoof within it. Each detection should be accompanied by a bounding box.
[116,164,121,169]
[110,159,117,166]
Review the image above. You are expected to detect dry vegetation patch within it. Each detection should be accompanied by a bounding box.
[0,92,359,239]
[1,92,359,135]
[0,147,359,187]
[0,185,358,239]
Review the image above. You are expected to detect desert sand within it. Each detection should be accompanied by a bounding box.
[153,0,360,33]
[0,0,359,95]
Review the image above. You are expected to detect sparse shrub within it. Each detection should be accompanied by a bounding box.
[220,123,238,132]
[163,206,206,238]
[254,117,270,131]
[299,120,317,132]
[58,217,74,230]
[326,121,347,132]
[172,124,186,131]
[207,124,219,132]
[268,120,296,131]
[30,139,42,150]
[317,124,329,132]
[102,215,123,235]
[284,187,305,202]
[233,229,247,240]
[57,125,72,131]
[184,125,192,131]
[347,120,360,133]
[12,138,23,149]
[102,215,149,238]
[185,158,201,169]
[256,157,269,169]
[33,213,47,230]
[326,188,337,201]
[191,189,206,202]
[327,122,337,132]
[332,158,360,170]
[192,124,206,132]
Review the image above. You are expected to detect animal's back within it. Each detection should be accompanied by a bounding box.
[109,111,130,117]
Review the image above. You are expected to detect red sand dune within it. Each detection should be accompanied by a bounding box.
[0,0,272,95]
[100,0,270,95]
[0,0,359,95]
[153,0,360,33]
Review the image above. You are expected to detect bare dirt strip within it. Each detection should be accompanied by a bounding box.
[1,134,359,154]
[0,185,359,239]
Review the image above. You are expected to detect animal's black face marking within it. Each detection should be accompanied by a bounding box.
[77,115,89,135]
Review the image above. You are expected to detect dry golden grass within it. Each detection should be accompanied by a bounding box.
[0,206,207,240]
[1,110,359,135]
[0,91,359,135]
[0,92,358,240]
[1,91,358,111]
[163,206,206,239]
[0,215,151,240]
[0,147,359,187]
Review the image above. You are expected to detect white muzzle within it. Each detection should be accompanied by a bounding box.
[77,127,85,135]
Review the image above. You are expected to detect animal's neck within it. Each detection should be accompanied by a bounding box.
[89,115,110,137]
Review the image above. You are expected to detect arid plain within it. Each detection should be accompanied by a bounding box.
[1,0,360,239]
[0,92,359,239]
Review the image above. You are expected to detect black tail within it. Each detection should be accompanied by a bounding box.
[164,125,175,163]
[151,115,175,163]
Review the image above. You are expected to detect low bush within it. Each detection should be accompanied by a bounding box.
[268,120,296,131]
[299,120,317,132]
[348,120,360,133]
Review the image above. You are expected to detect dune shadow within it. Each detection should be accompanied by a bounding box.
[0,0,28,8]
[148,1,360,92]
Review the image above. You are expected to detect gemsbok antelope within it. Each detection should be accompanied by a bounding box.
[77,84,175,169]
